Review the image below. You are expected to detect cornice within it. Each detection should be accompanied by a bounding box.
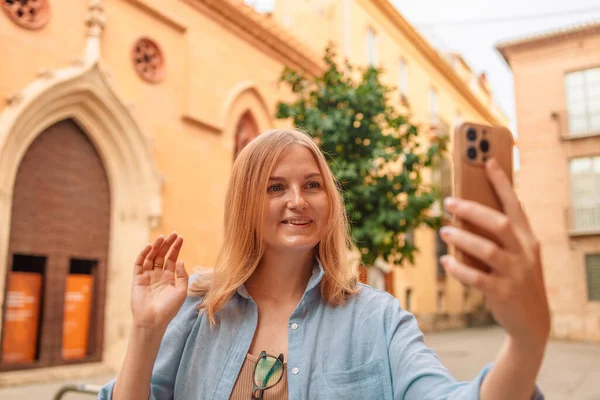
[497,21,600,65]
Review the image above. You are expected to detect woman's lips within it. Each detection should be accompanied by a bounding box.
[281,219,313,227]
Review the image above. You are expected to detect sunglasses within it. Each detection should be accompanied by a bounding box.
[251,351,285,399]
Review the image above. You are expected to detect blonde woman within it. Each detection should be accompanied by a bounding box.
[99,129,548,400]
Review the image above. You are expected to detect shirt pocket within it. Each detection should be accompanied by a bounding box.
[318,358,385,400]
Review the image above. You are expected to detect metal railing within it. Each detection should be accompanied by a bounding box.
[566,204,600,235]
[53,383,101,399]
[551,110,600,139]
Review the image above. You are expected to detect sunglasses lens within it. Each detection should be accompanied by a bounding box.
[254,355,284,389]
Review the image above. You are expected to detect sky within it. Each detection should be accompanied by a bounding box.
[247,0,600,137]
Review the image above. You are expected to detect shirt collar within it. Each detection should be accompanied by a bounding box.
[236,257,325,300]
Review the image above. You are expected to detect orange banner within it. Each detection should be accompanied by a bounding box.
[62,274,93,360]
[1,272,42,364]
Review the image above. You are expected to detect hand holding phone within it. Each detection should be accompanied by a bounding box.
[442,121,550,363]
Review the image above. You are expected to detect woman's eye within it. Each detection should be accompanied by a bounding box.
[306,181,321,189]
[267,184,284,193]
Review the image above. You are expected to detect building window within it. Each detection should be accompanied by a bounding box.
[565,67,600,135]
[454,110,463,128]
[405,229,415,247]
[1,0,50,30]
[435,229,448,280]
[405,288,412,311]
[432,156,452,218]
[398,58,408,97]
[433,157,452,201]
[585,254,600,301]
[429,87,439,125]
[366,27,377,66]
[132,37,165,84]
[569,156,600,233]
[384,269,395,296]
[462,288,470,311]
[234,112,259,158]
[434,160,451,277]
[437,289,445,312]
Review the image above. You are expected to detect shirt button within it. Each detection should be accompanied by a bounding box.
[291,323,299,330]
[292,367,299,375]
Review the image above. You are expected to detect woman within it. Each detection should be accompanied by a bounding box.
[99,129,549,399]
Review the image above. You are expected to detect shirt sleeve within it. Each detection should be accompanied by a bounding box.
[386,297,544,400]
[97,292,203,400]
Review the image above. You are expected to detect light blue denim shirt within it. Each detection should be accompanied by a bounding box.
[99,261,544,399]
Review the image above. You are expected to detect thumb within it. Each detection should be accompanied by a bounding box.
[175,260,189,290]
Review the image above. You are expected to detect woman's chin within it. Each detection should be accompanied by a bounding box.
[273,238,319,252]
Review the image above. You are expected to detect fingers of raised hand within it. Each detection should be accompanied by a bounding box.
[134,244,152,275]
[444,197,521,252]
[440,226,513,275]
[153,232,178,270]
[142,236,165,272]
[164,235,184,273]
[440,255,492,291]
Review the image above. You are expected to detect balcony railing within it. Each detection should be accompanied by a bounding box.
[566,204,600,236]
[552,110,600,139]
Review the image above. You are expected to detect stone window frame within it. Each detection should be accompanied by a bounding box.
[131,37,165,84]
[1,0,51,30]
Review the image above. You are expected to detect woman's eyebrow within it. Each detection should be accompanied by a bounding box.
[269,172,322,181]
[305,173,323,179]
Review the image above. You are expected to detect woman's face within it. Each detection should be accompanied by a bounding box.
[262,144,330,253]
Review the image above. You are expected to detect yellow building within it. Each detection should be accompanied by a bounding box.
[0,0,505,385]
[273,0,508,330]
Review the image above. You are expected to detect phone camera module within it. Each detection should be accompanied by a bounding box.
[467,146,477,160]
[466,127,477,142]
[480,139,490,153]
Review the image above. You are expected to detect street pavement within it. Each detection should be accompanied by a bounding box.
[0,326,598,399]
[424,326,600,400]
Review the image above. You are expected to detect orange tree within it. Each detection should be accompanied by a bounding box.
[277,46,446,266]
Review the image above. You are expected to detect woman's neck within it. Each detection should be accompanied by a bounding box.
[245,249,315,305]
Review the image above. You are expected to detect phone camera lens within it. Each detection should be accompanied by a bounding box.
[466,127,477,141]
[480,139,490,152]
[467,146,477,160]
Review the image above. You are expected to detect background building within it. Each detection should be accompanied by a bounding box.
[498,21,600,342]
[0,0,505,385]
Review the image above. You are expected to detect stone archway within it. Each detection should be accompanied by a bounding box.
[0,62,162,376]
[222,82,272,159]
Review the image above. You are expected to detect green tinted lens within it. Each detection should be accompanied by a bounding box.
[254,355,284,389]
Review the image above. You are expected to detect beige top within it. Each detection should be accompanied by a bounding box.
[230,353,289,400]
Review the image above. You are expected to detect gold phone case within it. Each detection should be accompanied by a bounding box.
[452,122,514,272]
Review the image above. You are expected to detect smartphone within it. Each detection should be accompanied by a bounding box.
[451,122,514,273]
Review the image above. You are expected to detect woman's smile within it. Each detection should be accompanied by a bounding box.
[281,218,313,227]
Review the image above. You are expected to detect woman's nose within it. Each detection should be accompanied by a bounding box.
[287,187,308,210]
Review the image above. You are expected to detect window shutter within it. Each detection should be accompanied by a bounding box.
[585,254,600,301]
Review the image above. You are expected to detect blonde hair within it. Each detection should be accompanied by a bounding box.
[190,129,359,324]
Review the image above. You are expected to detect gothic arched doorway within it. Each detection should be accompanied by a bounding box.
[1,119,110,370]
